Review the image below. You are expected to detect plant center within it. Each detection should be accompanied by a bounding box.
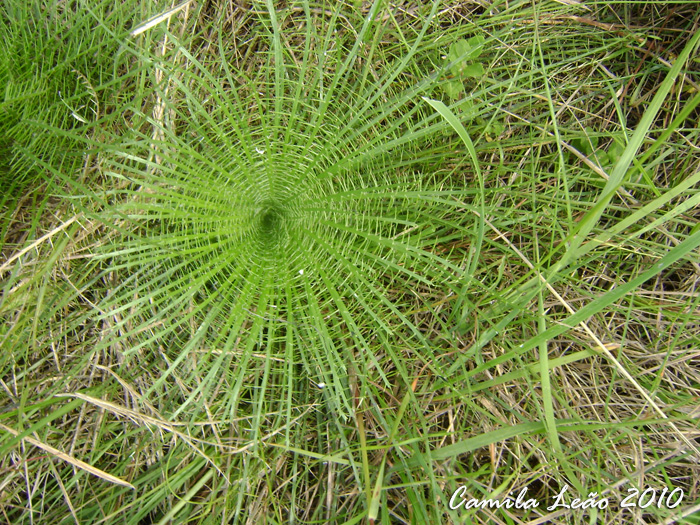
[260,208,281,234]
[255,203,290,253]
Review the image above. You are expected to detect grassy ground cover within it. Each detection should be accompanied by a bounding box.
[1,1,699,523]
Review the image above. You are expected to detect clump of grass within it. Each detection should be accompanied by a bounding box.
[2,1,700,523]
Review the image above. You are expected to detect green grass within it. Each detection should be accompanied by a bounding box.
[2,1,700,523]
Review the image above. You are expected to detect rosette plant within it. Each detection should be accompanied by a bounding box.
[93,1,480,426]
